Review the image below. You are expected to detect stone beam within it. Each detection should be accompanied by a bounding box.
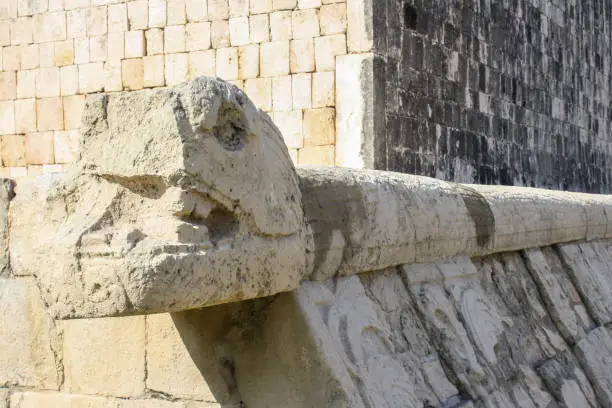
[9,77,612,319]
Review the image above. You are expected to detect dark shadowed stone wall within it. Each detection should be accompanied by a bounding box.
[373,0,612,193]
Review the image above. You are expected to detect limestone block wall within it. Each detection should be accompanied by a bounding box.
[0,0,353,177]
[372,0,612,193]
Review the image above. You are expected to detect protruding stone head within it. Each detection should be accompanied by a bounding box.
[11,77,307,319]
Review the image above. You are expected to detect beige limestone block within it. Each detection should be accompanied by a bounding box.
[149,0,167,28]
[291,72,311,109]
[146,313,216,400]
[167,0,187,25]
[62,94,85,130]
[128,0,149,30]
[1,134,26,166]
[60,65,79,95]
[67,9,88,39]
[0,22,9,46]
[188,49,215,78]
[165,52,188,85]
[144,55,165,88]
[274,110,303,148]
[33,12,67,42]
[319,3,346,35]
[186,0,208,22]
[26,131,55,164]
[17,69,35,99]
[249,13,269,43]
[11,392,117,408]
[270,10,292,41]
[0,102,15,135]
[73,38,90,64]
[15,98,37,134]
[104,60,123,91]
[0,0,17,19]
[90,35,108,62]
[0,71,16,100]
[54,130,79,163]
[37,97,63,131]
[119,400,183,408]
[64,0,89,9]
[64,316,146,397]
[298,145,334,165]
[244,77,271,111]
[208,0,229,19]
[303,107,335,146]
[346,0,372,52]
[292,9,319,39]
[146,29,165,55]
[11,17,33,45]
[20,44,39,70]
[260,40,289,77]
[108,4,128,32]
[8,167,26,177]
[79,62,105,93]
[229,16,249,46]
[290,38,314,73]
[122,58,144,90]
[54,40,75,66]
[0,278,60,388]
[108,32,125,59]
[165,25,186,53]
[229,0,248,17]
[17,0,47,16]
[298,0,321,8]
[36,67,61,98]
[215,47,238,80]
[249,0,272,14]
[3,46,21,71]
[238,44,259,79]
[272,75,292,110]
[273,0,296,10]
[125,30,146,58]
[312,71,334,107]
[186,22,211,51]
[314,33,346,71]
[211,20,229,48]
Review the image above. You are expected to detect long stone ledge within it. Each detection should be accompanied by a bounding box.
[8,77,612,319]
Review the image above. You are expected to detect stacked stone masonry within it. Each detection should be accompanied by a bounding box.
[374,0,612,193]
[0,0,349,176]
[5,77,612,407]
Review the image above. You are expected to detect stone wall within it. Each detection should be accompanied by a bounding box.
[0,0,352,177]
[373,0,612,193]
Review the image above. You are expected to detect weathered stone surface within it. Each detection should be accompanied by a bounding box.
[298,167,612,282]
[0,277,60,389]
[11,392,117,408]
[0,389,8,408]
[0,180,13,277]
[574,327,612,407]
[10,77,308,318]
[523,247,595,344]
[556,241,612,326]
[63,316,145,397]
[146,313,216,401]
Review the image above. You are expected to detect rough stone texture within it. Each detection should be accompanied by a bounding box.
[0,179,13,276]
[298,167,612,281]
[146,313,216,401]
[63,316,145,397]
[10,77,308,318]
[373,0,612,193]
[0,277,61,390]
[280,243,611,407]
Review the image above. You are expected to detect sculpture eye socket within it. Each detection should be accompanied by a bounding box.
[214,106,248,152]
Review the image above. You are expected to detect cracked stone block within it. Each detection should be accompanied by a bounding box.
[0,277,61,389]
